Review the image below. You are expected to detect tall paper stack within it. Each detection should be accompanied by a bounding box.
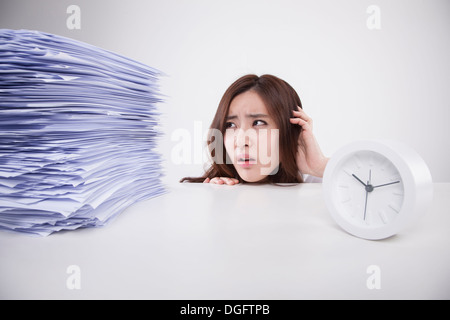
[0,29,165,236]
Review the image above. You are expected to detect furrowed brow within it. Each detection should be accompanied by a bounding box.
[225,114,269,120]
[247,113,269,118]
[225,115,238,121]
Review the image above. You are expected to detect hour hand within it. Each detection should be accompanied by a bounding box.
[352,174,367,187]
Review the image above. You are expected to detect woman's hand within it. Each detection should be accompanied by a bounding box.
[290,106,329,178]
[203,177,240,185]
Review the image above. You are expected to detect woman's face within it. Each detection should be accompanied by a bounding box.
[224,90,280,182]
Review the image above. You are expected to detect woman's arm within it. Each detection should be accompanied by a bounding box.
[290,106,329,178]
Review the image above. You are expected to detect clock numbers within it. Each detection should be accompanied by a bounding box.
[338,184,352,205]
[378,157,390,172]
[343,167,353,177]
[354,155,363,169]
[378,210,388,224]
[388,203,400,213]
[368,152,375,167]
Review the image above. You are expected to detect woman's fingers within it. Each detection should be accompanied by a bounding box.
[290,115,311,132]
[210,177,224,184]
[291,107,313,131]
[292,108,312,123]
[206,177,239,185]
[219,177,239,185]
[289,117,307,125]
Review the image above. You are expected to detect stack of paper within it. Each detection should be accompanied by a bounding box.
[0,29,165,236]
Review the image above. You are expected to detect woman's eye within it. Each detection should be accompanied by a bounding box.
[253,120,267,126]
[225,122,236,128]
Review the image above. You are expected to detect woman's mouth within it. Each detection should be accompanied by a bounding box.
[236,155,256,167]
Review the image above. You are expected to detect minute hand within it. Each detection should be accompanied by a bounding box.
[373,181,400,189]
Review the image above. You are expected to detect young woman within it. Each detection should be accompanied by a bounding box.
[180,74,329,185]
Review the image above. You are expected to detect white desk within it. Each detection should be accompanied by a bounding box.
[1,183,449,300]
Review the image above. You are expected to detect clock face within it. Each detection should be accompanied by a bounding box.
[331,150,404,229]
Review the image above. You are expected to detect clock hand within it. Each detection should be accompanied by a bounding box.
[352,174,367,187]
[364,187,369,221]
[363,170,373,220]
[366,169,374,192]
[373,181,400,189]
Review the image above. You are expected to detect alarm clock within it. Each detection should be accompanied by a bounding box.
[323,140,433,240]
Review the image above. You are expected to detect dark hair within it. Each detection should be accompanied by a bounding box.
[180,74,303,184]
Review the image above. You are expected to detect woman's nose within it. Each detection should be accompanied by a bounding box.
[235,128,253,148]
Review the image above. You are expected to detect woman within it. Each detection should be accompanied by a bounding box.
[180,74,328,185]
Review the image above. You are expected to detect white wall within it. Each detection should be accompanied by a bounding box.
[1,0,449,185]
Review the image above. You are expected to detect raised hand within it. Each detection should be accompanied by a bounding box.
[289,106,329,178]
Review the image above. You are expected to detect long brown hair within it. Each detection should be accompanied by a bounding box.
[180,74,303,184]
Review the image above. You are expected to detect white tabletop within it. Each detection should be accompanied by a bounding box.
[1,183,449,300]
